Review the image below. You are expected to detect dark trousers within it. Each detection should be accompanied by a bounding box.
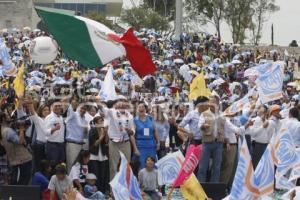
[32,141,46,172]
[144,190,161,200]
[252,142,267,170]
[11,161,32,185]
[88,160,110,194]
[45,142,65,167]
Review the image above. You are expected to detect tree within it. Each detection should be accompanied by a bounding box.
[185,0,225,38]
[250,0,279,45]
[85,12,113,29]
[224,0,255,44]
[121,7,169,31]
[143,0,176,19]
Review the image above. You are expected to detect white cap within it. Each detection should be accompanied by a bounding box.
[86,173,97,180]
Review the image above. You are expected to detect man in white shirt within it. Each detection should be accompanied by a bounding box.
[246,105,272,169]
[44,100,66,166]
[98,99,135,180]
[65,99,88,172]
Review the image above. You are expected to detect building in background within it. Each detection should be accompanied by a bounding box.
[0,0,33,29]
[0,0,123,30]
[33,0,123,17]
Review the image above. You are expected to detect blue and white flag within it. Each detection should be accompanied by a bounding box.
[274,128,300,177]
[229,136,259,200]
[253,144,275,196]
[157,151,184,186]
[0,37,12,68]
[256,62,284,103]
[109,152,142,200]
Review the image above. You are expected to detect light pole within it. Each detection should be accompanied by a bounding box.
[174,0,183,41]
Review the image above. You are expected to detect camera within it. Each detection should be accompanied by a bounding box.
[11,116,31,130]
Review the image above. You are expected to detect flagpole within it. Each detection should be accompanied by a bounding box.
[174,0,183,41]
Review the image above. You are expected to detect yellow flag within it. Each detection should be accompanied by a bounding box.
[13,63,25,98]
[189,72,211,101]
[180,175,207,200]
[175,91,180,102]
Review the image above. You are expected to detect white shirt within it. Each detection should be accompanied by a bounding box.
[90,145,108,161]
[69,162,89,183]
[65,106,88,143]
[29,113,47,143]
[224,118,243,144]
[247,116,273,144]
[45,112,65,143]
[103,108,134,142]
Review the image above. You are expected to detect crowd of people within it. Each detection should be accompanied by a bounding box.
[0,27,300,200]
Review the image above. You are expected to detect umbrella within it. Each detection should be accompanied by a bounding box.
[188,63,198,68]
[232,60,242,64]
[158,86,171,94]
[213,58,221,63]
[233,54,241,60]
[33,29,41,32]
[23,27,31,31]
[11,28,20,32]
[212,78,225,86]
[1,28,8,33]
[174,58,184,64]
[91,78,102,86]
[163,60,172,66]
[287,82,297,87]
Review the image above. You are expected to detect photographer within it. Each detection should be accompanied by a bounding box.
[0,105,33,185]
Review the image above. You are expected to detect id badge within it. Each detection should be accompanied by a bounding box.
[144,128,150,136]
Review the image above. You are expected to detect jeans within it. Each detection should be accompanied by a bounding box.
[197,142,223,183]
[11,161,32,185]
[88,191,105,200]
[45,142,66,167]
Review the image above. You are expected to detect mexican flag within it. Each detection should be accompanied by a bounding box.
[35,6,125,68]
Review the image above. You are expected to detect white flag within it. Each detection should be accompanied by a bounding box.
[99,67,118,101]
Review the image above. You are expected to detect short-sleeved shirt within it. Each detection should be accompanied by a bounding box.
[138,168,158,191]
[48,175,73,199]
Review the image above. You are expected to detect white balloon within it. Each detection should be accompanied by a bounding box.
[30,36,58,64]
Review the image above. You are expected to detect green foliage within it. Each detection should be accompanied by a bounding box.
[184,0,279,44]
[143,0,176,19]
[121,7,169,31]
[85,12,113,29]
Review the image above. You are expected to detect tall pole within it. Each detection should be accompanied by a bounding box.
[174,0,183,41]
[271,23,274,46]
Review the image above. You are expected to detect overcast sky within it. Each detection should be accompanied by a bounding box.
[123,0,299,46]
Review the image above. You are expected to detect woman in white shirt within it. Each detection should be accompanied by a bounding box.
[69,150,90,194]
[28,101,50,172]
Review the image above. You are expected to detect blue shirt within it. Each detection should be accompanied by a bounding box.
[84,184,97,197]
[66,106,88,143]
[134,116,156,148]
[179,110,202,140]
[32,172,49,192]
